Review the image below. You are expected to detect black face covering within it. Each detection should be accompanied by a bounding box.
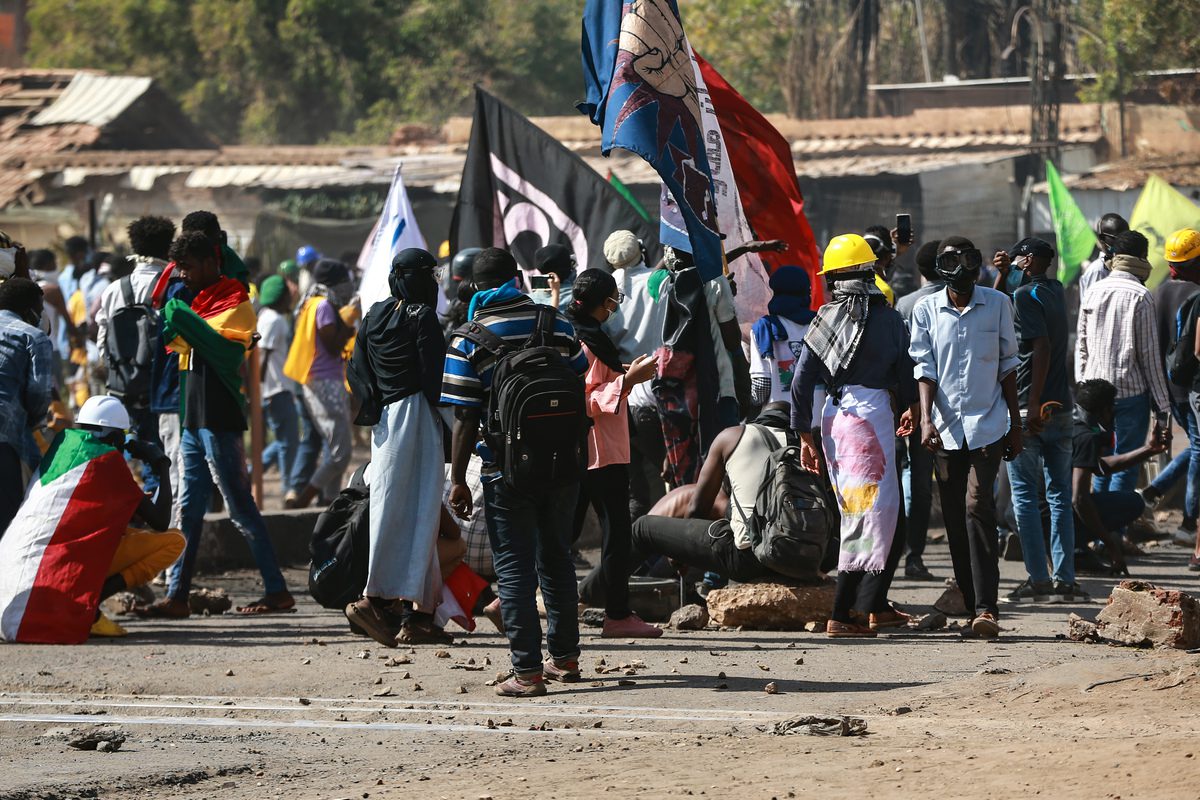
[938,266,980,293]
[389,268,438,307]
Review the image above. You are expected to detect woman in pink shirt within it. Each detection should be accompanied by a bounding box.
[567,270,661,639]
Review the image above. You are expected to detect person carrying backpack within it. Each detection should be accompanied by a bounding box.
[441,247,589,698]
[95,216,176,496]
[792,234,918,638]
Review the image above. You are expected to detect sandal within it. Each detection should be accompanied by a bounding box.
[236,592,297,615]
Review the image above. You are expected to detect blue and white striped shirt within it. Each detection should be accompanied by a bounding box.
[440,295,588,408]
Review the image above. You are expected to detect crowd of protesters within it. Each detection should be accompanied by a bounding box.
[1,208,1199,698]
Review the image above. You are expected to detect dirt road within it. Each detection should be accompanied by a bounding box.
[2,542,1199,799]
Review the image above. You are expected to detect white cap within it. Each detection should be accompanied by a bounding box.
[603,230,642,270]
[77,395,130,432]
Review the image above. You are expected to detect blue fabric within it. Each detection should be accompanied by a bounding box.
[290,391,322,493]
[483,476,580,674]
[1093,393,1150,494]
[578,0,723,281]
[752,269,816,357]
[909,286,1020,451]
[262,391,299,490]
[0,310,54,461]
[1149,396,1200,521]
[1007,410,1075,584]
[467,283,522,322]
[150,280,192,414]
[170,427,286,600]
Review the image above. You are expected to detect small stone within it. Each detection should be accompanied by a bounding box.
[374,677,383,685]
[890,706,912,715]
[224,669,234,677]
[373,686,394,697]
[757,664,770,672]
[298,698,311,706]
[803,621,826,633]
[668,604,710,630]
[717,671,726,679]
[909,611,948,632]
[300,657,311,665]
[795,658,804,665]
[434,650,451,659]
[457,685,468,694]
[357,650,371,660]
[412,683,423,691]
[764,682,778,694]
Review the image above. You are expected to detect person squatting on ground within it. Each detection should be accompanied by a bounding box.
[442,247,589,698]
[909,236,1022,640]
[793,234,917,638]
[566,268,662,639]
[346,248,452,646]
[137,231,292,618]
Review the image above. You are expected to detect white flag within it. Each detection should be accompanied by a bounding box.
[357,165,427,311]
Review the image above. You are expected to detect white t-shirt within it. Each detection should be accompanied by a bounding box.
[256,307,291,399]
[749,316,809,405]
[605,261,670,408]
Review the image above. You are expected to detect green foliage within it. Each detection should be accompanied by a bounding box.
[1076,0,1200,103]
[265,188,387,221]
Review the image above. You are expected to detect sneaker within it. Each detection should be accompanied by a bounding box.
[1002,579,1052,604]
[543,658,581,683]
[970,612,1001,640]
[495,672,548,697]
[1051,581,1090,604]
[344,598,403,648]
[904,557,935,581]
[601,613,662,639]
[90,612,128,638]
[1075,547,1114,576]
[826,620,877,638]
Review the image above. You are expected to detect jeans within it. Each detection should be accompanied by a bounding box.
[630,516,775,582]
[1007,411,1075,585]
[901,430,934,560]
[158,413,183,529]
[128,405,162,497]
[934,439,1004,617]
[1077,491,1146,539]
[628,405,667,521]
[261,392,299,490]
[483,477,580,675]
[168,428,287,601]
[291,392,321,493]
[1150,396,1200,522]
[1094,393,1149,494]
[572,464,633,619]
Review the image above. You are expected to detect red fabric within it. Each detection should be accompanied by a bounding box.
[694,52,824,308]
[191,276,249,319]
[16,452,144,644]
[443,563,489,633]
[150,262,176,308]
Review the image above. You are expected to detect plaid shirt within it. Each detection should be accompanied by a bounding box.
[1075,270,1170,412]
[0,310,54,460]
[444,455,493,579]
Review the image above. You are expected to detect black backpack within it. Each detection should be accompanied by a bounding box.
[308,483,370,610]
[105,276,160,407]
[1168,294,1200,389]
[458,304,587,493]
[732,425,832,582]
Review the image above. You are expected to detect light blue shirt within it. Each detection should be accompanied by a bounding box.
[0,310,54,464]
[909,286,1019,451]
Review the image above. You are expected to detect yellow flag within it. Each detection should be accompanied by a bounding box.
[1130,174,1200,287]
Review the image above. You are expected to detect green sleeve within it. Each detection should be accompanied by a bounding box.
[162,298,245,377]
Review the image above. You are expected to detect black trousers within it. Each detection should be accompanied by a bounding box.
[904,430,934,559]
[572,464,634,619]
[934,440,1005,617]
[629,515,774,583]
[628,406,667,521]
[0,443,23,540]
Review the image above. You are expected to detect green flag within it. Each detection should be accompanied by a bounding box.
[1045,161,1097,285]
[608,172,651,221]
[1130,174,1200,288]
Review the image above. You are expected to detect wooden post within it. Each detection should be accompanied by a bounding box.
[247,346,265,507]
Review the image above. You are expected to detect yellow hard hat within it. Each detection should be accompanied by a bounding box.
[438,239,451,259]
[820,234,877,274]
[1165,228,1200,263]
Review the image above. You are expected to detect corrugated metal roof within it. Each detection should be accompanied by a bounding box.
[30,74,152,127]
[1032,156,1200,193]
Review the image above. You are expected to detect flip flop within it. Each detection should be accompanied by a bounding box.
[236,596,297,615]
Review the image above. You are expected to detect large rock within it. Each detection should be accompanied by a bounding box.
[668,604,709,630]
[934,580,969,616]
[706,581,834,630]
[1095,580,1200,649]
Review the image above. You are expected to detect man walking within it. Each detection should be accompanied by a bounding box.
[909,236,1022,639]
[442,248,588,698]
[993,238,1082,604]
[1075,231,1171,496]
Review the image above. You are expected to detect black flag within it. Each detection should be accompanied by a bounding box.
[450,87,659,272]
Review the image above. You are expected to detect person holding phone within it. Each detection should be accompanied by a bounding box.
[567,269,662,638]
[908,236,1022,640]
[530,244,575,312]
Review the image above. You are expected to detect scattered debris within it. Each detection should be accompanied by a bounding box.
[298,698,311,706]
[909,611,948,632]
[300,657,311,666]
[1095,581,1200,649]
[976,667,1012,676]
[764,682,779,694]
[617,679,636,687]
[1067,613,1101,643]
[457,685,468,694]
[188,587,232,616]
[412,683,423,691]
[68,728,126,752]
[889,706,912,716]
[434,650,451,659]
[451,662,485,671]
[224,669,234,677]
[1082,673,1157,692]
[373,686,394,697]
[356,650,371,660]
[933,580,969,616]
[580,608,606,628]
[706,582,834,630]
[668,604,710,631]
[803,621,825,633]
[765,716,868,737]
[384,656,412,667]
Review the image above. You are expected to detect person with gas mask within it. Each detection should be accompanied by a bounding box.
[792,234,918,637]
[1079,213,1130,300]
[442,247,480,334]
[283,258,360,509]
[345,249,454,646]
[909,236,1022,640]
[0,277,54,536]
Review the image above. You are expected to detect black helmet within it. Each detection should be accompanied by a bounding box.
[451,247,482,284]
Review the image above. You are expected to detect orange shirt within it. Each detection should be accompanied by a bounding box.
[582,345,630,469]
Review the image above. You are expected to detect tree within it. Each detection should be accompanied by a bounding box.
[1076,0,1200,105]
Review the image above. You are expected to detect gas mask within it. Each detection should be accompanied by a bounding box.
[935,247,983,293]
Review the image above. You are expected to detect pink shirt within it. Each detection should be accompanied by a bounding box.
[582,344,630,469]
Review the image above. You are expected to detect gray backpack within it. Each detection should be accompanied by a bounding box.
[734,425,832,582]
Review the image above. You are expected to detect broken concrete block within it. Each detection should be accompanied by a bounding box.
[706,581,833,630]
[188,587,232,616]
[1066,612,1101,643]
[1095,580,1200,650]
[933,580,969,617]
[668,604,709,631]
[909,611,947,631]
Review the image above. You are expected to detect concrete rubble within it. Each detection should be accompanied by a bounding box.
[668,604,709,630]
[706,581,833,630]
[1093,580,1200,650]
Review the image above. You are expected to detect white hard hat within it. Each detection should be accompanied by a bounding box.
[76,395,130,432]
